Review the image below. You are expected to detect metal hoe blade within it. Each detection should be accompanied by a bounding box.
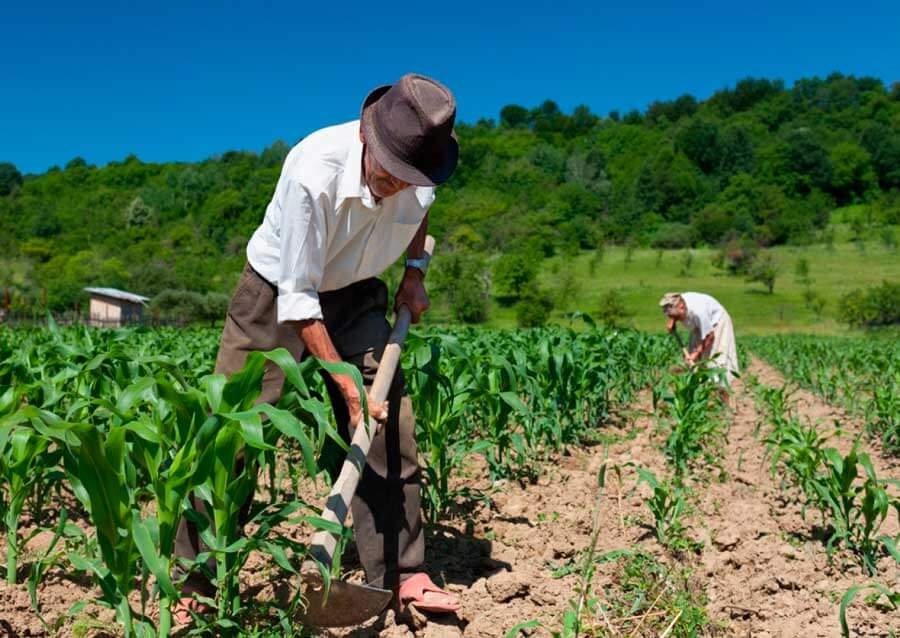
[298,570,393,628]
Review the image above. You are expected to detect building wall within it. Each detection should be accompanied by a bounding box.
[88,296,143,327]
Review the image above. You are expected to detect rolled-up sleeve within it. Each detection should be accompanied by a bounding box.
[276,180,326,323]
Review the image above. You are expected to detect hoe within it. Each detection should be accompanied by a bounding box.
[297,235,436,627]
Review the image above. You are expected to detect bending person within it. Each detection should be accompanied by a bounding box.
[173,73,460,623]
[659,292,739,385]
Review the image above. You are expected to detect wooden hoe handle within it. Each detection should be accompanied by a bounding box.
[309,236,436,567]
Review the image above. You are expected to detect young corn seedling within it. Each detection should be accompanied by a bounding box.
[657,367,724,478]
[810,446,900,574]
[631,465,694,552]
[839,582,900,637]
[0,415,62,584]
[405,335,483,519]
[765,417,829,516]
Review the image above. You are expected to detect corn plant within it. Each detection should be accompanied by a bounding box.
[840,582,900,637]
[808,446,900,574]
[0,414,62,584]
[631,465,694,552]
[655,367,724,477]
[749,335,900,457]
[470,353,532,479]
[868,372,899,454]
[765,418,830,514]
[405,334,484,519]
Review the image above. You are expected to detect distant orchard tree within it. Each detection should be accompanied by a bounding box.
[0,162,23,196]
[746,252,778,294]
[595,289,634,327]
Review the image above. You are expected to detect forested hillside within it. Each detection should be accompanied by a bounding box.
[0,73,898,315]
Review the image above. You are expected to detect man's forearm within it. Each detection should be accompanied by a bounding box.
[295,319,341,363]
[406,212,428,261]
[694,332,715,357]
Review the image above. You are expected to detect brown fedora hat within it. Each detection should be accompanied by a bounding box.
[360,73,459,187]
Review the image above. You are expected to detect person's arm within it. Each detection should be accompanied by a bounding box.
[294,319,387,426]
[394,212,430,323]
[274,179,385,425]
[687,331,715,364]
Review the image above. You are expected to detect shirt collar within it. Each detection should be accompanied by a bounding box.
[337,120,435,211]
[337,125,378,209]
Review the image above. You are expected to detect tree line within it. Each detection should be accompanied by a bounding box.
[0,72,898,320]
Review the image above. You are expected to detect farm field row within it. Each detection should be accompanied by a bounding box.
[0,326,898,637]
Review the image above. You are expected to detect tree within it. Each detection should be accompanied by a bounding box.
[516,283,554,327]
[531,100,567,136]
[65,157,88,170]
[260,140,290,167]
[829,142,875,204]
[675,119,721,173]
[838,281,900,327]
[779,128,832,193]
[794,257,811,286]
[746,253,778,294]
[432,252,490,323]
[499,105,530,128]
[718,125,755,176]
[860,124,900,189]
[492,253,537,302]
[595,289,633,327]
[0,162,23,196]
[150,289,206,323]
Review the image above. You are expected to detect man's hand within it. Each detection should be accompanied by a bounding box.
[295,319,388,429]
[334,374,388,428]
[395,267,429,323]
[666,317,677,333]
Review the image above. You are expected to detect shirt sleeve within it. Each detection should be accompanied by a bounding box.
[275,179,327,323]
[696,305,715,338]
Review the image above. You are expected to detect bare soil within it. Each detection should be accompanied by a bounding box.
[1,356,898,637]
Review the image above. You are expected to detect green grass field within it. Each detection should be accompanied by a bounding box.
[447,234,898,335]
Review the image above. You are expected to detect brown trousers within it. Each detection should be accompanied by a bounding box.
[173,263,424,591]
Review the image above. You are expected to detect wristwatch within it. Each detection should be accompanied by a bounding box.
[405,256,430,274]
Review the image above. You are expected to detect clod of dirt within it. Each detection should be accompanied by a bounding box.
[712,528,740,551]
[380,610,415,638]
[775,574,802,591]
[486,570,530,603]
[421,618,463,638]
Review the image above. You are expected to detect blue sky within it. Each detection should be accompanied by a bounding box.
[2,0,899,174]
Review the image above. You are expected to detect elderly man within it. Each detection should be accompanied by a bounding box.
[659,292,739,384]
[173,73,460,621]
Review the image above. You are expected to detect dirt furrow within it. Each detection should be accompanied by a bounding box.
[690,357,898,638]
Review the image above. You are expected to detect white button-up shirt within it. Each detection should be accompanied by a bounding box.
[246,120,435,323]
